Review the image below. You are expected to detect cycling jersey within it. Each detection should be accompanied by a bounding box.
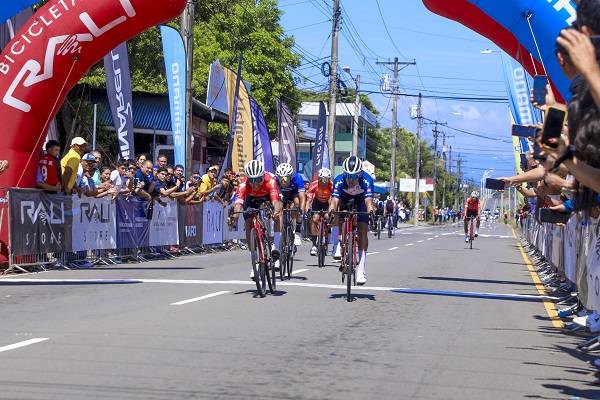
[306,180,333,203]
[465,197,480,212]
[385,200,395,213]
[234,172,280,206]
[332,171,374,200]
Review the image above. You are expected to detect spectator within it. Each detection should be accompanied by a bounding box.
[61,136,87,195]
[197,165,219,201]
[184,173,202,204]
[74,153,98,197]
[37,140,62,192]
[150,167,176,205]
[133,160,156,202]
[136,153,149,170]
[200,176,231,207]
[0,160,8,175]
[156,154,168,169]
[108,159,131,197]
[90,150,103,186]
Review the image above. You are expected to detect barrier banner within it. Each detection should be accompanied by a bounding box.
[223,204,245,241]
[9,189,72,255]
[201,201,224,245]
[586,219,600,311]
[149,198,179,246]
[178,203,204,247]
[116,197,149,249]
[71,196,117,251]
[564,216,577,283]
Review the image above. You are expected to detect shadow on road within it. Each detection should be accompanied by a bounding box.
[418,276,537,286]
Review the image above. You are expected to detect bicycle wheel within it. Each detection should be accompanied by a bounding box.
[469,221,474,250]
[388,217,392,238]
[286,223,295,278]
[377,219,381,240]
[346,231,355,302]
[317,220,326,268]
[279,224,288,281]
[249,228,266,298]
[264,237,275,294]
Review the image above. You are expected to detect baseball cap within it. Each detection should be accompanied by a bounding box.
[82,153,96,162]
[71,137,87,146]
[208,165,219,172]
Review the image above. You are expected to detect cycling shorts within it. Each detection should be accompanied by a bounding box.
[281,190,299,207]
[338,193,369,224]
[311,199,329,213]
[242,194,271,221]
[465,210,479,220]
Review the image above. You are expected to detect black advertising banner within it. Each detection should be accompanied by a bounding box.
[104,41,135,160]
[9,189,72,255]
[277,97,296,169]
[178,203,204,247]
[312,101,327,180]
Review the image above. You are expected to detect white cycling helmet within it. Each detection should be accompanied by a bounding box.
[276,162,294,177]
[471,190,480,198]
[244,160,265,178]
[317,167,332,179]
[342,156,363,174]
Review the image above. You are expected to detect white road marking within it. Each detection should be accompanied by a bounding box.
[388,247,398,251]
[171,291,230,305]
[417,240,424,243]
[0,338,49,353]
[434,235,439,238]
[427,238,433,240]
[405,243,414,246]
[292,269,308,275]
[367,252,379,256]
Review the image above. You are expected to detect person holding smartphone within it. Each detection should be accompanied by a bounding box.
[463,191,482,242]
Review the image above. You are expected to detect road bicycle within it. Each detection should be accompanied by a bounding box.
[309,209,329,268]
[467,215,476,249]
[331,199,373,302]
[279,201,297,280]
[385,213,394,238]
[232,205,275,297]
[375,213,382,240]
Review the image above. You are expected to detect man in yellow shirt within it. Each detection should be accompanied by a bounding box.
[197,165,219,200]
[61,137,87,195]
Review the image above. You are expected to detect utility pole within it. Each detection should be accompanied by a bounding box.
[456,155,462,212]
[327,0,340,172]
[414,93,422,226]
[351,74,360,157]
[432,121,440,212]
[377,58,415,199]
[180,1,194,176]
[442,131,446,209]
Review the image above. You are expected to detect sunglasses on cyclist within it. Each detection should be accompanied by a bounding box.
[248,176,264,184]
[319,178,330,183]
[279,176,291,183]
[344,173,360,180]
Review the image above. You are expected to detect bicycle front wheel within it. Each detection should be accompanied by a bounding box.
[279,227,288,281]
[264,237,275,294]
[249,228,266,298]
[346,233,355,302]
[317,221,326,268]
[377,219,381,240]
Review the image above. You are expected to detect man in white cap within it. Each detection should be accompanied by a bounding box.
[61,137,87,195]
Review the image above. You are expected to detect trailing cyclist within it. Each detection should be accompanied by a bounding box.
[384,195,396,235]
[373,194,385,236]
[275,163,307,247]
[463,190,482,243]
[329,156,375,285]
[305,167,334,256]
[228,160,283,279]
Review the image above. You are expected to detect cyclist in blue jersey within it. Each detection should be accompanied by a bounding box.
[275,163,307,246]
[328,156,375,285]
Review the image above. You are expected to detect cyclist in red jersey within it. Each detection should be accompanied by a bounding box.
[464,190,482,242]
[304,167,334,256]
[228,160,283,279]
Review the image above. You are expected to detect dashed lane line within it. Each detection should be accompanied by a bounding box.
[292,269,309,275]
[388,247,398,251]
[405,243,414,246]
[367,252,379,256]
[171,291,230,305]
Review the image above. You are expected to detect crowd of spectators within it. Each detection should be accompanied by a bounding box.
[33,136,239,208]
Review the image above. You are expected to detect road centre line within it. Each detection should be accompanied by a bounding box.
[0,279,559,302]
[405,243,413,246]
[427,238,433,240]
[171,291,230,305]
[388,247,398,251]
[417,240,424,243]
[0,338,49,353]
[367,252,379,256]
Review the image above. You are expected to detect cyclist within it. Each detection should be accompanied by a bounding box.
[384,195,396,234]
[275,162,307,246]
[305,167,334,256]
[228,160,283,279]
[373,194,385,236]
[463,190,482,243]
[329,156,375,285]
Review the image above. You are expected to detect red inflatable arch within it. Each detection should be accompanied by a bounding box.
[422,0,564,104]
[0,0,187,261]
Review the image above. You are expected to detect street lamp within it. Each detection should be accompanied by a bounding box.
[342,66,360,157]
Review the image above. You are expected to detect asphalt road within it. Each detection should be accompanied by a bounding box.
[1,221,598,400]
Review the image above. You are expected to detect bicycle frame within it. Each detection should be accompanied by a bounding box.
[280,203,297,280]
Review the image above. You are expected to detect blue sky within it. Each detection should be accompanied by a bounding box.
[278,0,519,182]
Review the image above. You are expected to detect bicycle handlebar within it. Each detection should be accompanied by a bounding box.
[230,206,272,216]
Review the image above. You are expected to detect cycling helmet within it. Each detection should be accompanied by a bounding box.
[471,191,480,198]
[244,160,265,178]
[276,162,294,177]
[342,156,363,174]
[386,196,392,201]
[317,168,332,179]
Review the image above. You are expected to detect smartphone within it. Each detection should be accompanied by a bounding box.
[533,141,547,161]
[541,106,567,150]
[520,153,529,171]
[511,124,538,139]
[485,178,505,191]
[538,208,569,224]
[533,75,548,105]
